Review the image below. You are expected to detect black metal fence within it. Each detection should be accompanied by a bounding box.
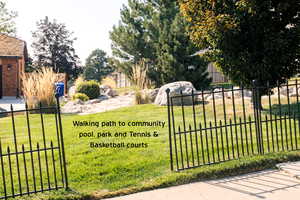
[0,95,68,199]
[166,80,300,171]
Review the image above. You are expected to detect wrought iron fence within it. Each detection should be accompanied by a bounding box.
[166,80,300,171]
[0,95,68,199]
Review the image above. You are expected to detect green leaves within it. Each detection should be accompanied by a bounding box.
[0,1,17,35]
[110,0,211,89]
[31,17,81,80]
[83,49,113,81]
[180,0,300,89]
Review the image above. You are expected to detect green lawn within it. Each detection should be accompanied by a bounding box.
[0,102,300,200]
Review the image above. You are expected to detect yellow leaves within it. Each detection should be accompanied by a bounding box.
[178,0,239,46]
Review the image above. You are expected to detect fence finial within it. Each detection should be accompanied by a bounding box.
[166,88,170,94]
[252,79,258,87]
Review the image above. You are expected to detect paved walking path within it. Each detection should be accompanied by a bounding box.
[106,162,300,200]
[79,94,134,115]
[0,97,25,111]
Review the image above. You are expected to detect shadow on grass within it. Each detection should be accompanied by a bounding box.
[265,103,300,119]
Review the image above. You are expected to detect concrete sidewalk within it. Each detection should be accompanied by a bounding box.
[106,162,300,200]
[0,97,25,111]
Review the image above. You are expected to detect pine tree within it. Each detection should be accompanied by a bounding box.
[83,49,114,81]
[0,1,17,35]
[110,0,211,89]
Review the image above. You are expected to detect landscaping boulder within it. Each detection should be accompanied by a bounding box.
[105,88,117,97]
[243,89,252,98]
[142,88,159,102]
[223,87,252,99]
[100,85,111,93]
[154,81,196,106]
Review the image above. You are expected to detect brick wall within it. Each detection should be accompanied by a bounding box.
[0,57,20,96]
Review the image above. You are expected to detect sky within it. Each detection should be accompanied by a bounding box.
[6,0,128,64]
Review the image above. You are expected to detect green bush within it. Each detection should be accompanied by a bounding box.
[72,93,89,102]
[75,80,100,99]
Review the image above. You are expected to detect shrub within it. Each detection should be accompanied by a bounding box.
[72,93,89,102]
[74,75,84,88]
[76,80,100,99]
[22,68,58,108]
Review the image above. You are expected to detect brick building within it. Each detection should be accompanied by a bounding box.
[0,33,27,98]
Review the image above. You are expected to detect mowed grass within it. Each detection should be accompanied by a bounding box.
[0,99,300,199]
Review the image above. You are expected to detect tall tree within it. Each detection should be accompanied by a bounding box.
[110,0,211,89]
[83,49,114,81]
[0,1,17,35]
[179,0,300,106]
[31,16,81,80]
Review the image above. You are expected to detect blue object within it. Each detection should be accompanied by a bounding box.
[55,82,64,97]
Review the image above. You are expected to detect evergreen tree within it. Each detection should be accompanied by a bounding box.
[31,17,82,80]
[0,1,17,35]
[110,0,211,89]
[83,49,114,81]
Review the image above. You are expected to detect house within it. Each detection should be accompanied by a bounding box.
[191,50,228,83]
[207,63,228,83]
[0,33,27,98]
[110,71,132,88]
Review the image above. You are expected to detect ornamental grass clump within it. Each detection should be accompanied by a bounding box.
[132,60,152,104]
[22,68,58,109]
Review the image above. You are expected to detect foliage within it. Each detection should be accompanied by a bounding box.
[83,49,114,81]
[110,0,211,89]
[179,0,300,90]
[75,80,100,99]
[72,93,89,102]
[22,68,58,108]
[31,16,82,80]
[24,56,35,73]
[74,75,85,87]
[0,1,17,35]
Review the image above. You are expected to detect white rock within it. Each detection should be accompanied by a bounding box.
[85,99,102,104]
[105,88,118,97]
[154,81,195,106]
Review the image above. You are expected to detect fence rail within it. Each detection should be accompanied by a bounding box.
[0,94,68,199]
[167,80,300,171]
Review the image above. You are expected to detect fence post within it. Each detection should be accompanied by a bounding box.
[166,88,174,171]
[55,93,69,189]
[252,80,263,154]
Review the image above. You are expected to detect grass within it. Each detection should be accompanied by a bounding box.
[0,96,300,199]
[210,82,233,89]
